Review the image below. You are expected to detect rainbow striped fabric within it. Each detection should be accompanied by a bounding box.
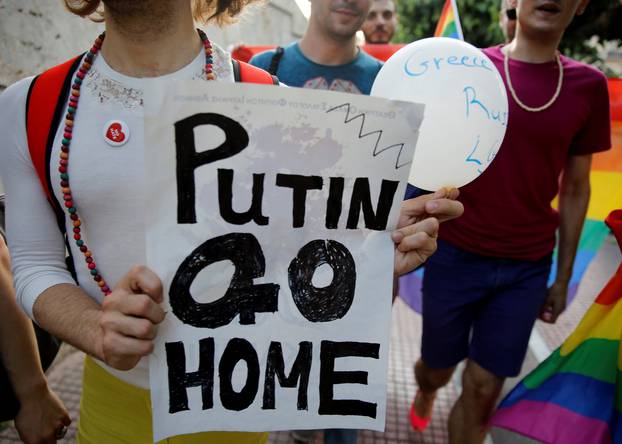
[491,210,622,444]
[434,0,464,40]
[549,81,622,299]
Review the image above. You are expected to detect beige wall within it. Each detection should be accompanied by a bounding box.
[0,1,104,89]
[204,0,307,49]
[0,0,307,89]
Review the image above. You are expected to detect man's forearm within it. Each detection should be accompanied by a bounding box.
[0,265,48,401]
[556,185,590,284]
[33,283,104,361]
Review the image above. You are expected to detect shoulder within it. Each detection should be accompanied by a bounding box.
[211,42,235,82]
[250,43,297,70]
[0,77,35,173]
[358,50,384,69]
[563,56,608,86]
[356,51,384,82]
[482,45,503,60]
[482,45,504,70]
[249,50,276,70]
[0,76,34,113]
[0,77,34,144]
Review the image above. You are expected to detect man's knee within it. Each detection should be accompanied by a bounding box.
[462,361,504,401]
[415,359,455,390]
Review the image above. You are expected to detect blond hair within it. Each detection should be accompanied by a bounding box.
[64,0,262,25]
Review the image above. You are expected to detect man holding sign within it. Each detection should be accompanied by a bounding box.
[409,0,611,443]
[144,82,462,441]
[0,0,462,442]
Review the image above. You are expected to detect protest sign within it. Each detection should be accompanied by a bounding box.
[144,82,422,441]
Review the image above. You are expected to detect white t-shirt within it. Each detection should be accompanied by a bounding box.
[0,43,235,388]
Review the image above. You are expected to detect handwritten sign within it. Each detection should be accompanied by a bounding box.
[144,82,422,441]
[372,37,508,190]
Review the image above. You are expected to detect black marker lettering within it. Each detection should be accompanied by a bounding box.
[288,240,356,322]
[170,233,279,328]
[166,339,214,414]
[175,113,248,224]
[346,178,398,230]
[218,168,269,226]
[262,341,312,410]
[276,174,323,228]
[219,338,260,411]
[325,177,345,229]
[319,340,379,418]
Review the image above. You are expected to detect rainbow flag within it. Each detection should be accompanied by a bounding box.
[434,0,464,40]
[491,210,622,444]
[548,81,622,298]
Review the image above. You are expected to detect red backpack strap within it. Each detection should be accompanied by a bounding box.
[232,59,279,85]
[25,56,83,281]
[26,56,83,203]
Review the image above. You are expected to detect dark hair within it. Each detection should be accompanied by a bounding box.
[64,0,263,25]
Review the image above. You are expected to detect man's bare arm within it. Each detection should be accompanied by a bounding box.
[0,240,71,443]
[540,154,591,323]
[32,265,165,370]
[33,283,104,360]
[0,240,49,400]
[556,154,592,285]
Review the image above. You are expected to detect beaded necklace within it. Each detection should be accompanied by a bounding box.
[59,29,215,296]
[503,46,563,113]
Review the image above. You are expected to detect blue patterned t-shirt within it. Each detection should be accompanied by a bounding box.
[250,42,383,95]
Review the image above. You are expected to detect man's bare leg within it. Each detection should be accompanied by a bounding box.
[449,360,504,444]
[412,359,455,418]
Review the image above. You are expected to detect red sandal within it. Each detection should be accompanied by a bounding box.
[409,392,432,432]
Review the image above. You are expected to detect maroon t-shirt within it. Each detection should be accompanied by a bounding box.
[440,45,611,260]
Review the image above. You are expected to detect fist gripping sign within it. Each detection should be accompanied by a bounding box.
[144,81,423,440]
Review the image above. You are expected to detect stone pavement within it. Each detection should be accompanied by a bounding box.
[1,232,619,444]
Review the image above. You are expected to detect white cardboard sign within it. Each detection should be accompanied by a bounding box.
[144,82,423,441]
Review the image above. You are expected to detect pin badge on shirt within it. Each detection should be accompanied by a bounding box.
[103,120,130,147]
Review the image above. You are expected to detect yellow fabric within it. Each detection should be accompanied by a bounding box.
[560,300,622,356]
[78,357,269,444]
[551,171,622,221]
[586,171,622,221]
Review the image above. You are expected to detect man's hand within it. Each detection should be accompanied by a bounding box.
[98,265,165,370]
[398,187,463,225]
[392,188,464,276]
[539,281,568,323]
[14,384,71,444]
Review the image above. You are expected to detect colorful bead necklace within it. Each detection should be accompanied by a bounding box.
[59,29,215,296]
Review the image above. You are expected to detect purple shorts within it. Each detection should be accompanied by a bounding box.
[421,239,552,377]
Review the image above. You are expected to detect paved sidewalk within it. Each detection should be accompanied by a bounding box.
[0,299,458,444]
